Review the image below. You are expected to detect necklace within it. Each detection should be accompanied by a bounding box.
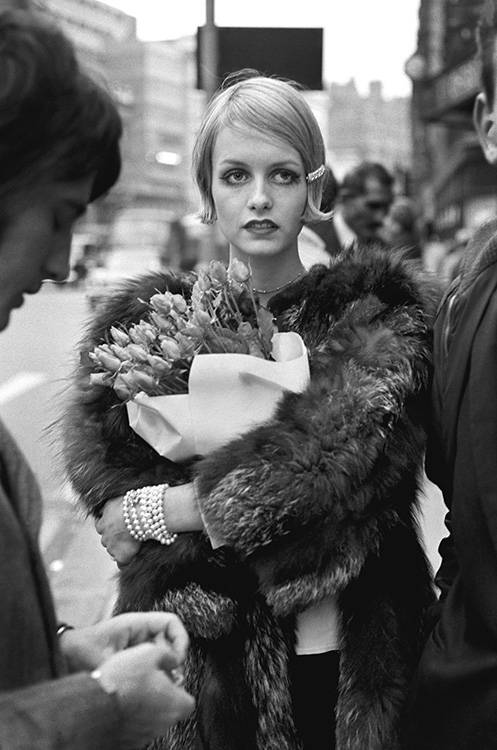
[253,271,305,296]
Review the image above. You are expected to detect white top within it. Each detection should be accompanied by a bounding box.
[295,595,340,655]
[298,226,333,269]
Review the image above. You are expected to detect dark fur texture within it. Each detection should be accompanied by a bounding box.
[63,247,440,749]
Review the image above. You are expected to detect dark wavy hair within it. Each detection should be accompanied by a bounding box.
[339,161,393,199]
[0,8,122,206]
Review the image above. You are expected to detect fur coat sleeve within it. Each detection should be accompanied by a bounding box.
[194,251,438,613]
[63,271,197,511]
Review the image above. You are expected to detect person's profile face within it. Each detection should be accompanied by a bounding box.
[210,125,308,264]
[0,175,93,331]
[342,177,393,241]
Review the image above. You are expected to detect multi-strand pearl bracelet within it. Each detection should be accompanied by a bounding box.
[123,484,177,546]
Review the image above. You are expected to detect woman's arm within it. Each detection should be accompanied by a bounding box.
[194,313,431,560]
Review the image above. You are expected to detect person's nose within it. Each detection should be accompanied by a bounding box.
[248,178,272,212]
[43,235,71,282]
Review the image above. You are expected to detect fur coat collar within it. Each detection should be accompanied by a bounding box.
[63,248,439,750]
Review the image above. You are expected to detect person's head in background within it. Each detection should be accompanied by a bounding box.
[381,196,422,259]
[337,161,394,242]
[474,0,497,166]
[0,7,122,332]
[192,70,331,275]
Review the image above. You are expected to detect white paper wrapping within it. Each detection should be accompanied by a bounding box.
[126,331,310,461]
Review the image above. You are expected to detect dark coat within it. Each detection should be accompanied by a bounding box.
[307,216,344,256]
[0,419,121,749]
[406,220,497,749]
[63,247,438,750]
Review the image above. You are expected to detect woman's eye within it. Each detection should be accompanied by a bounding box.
[222,170,247,185]
[273,170,299,184]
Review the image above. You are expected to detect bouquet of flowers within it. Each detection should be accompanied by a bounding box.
[88,259,310,461]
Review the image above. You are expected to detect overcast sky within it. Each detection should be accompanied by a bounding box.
[100,0,421,98]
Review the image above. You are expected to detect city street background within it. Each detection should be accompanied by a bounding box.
[0,286,117,626]
[0,285,448,627]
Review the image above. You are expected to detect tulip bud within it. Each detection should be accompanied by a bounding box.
[150,311,172,331]
[110,344,132,361]
[128,327,149,345]
[209,260,228,284]
[113,372,135,400]
[149,293,172,315]
[89,372,112,387]
[93,350,122,372]
[147,354,172,373]
[130,370,157,393]
[110,326,129,346]
[171,294,188,314]
[126,343,150,363]
[160,338,181,360]
[229,258,251,283]
[196,274,212,292]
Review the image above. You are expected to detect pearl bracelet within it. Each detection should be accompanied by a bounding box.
[123,485,177,546]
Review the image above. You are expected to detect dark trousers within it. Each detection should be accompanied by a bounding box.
[289,650,340,750]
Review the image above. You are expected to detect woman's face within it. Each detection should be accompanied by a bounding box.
[0,175,93,331]
[210,125,308,265]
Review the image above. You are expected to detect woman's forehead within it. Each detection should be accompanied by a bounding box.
[212,125,302,166]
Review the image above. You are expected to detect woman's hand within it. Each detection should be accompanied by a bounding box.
[95,497,141,566]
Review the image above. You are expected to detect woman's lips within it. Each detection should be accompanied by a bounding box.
[243,220,278,234]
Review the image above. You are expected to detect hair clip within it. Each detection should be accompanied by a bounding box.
[306,164,326,183]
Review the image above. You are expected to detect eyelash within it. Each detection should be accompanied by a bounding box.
[221,169,301,186]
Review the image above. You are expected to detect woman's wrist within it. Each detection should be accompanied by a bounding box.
[163,483,203,532]
[123,485,177,545]
[121,482,203,540]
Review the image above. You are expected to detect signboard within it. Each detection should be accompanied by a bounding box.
[197,27,323,91]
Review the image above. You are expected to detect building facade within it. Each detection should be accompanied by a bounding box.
[41,0,199,265]
[407,0,496,240]
[326,80,412,182]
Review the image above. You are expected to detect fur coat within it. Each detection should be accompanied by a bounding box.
[63,247,439,750]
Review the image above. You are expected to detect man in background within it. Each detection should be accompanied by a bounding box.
[406,2,497,747]
[318,161,394,255]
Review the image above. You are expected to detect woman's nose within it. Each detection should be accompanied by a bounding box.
[248,180,272,211]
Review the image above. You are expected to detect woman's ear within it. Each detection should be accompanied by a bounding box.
[474,92,497,165]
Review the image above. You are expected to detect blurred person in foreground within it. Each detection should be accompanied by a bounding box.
[0,8,193,749]
[405,1,497,747]
[322,160,394,255]
[63,69,438,749]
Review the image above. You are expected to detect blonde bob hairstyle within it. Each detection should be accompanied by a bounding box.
[192,71,332,224]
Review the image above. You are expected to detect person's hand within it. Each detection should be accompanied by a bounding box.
[60,612,190,674]
[95,496,140,565]
[94,640,195,749]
